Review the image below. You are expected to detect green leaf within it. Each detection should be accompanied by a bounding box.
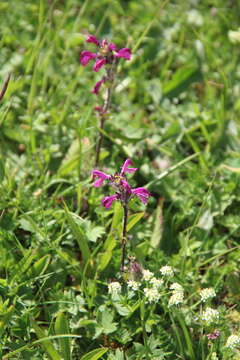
[197,209,213,231]
[80,348,108,360]
[101,310,117,334]
[149,199,164,254]
[30,254,51,277]
[163,64,202,98]
[55,313,71,360]
[98,202,122,272]
[31,320,62,360]
[127,212,144,232]
[64,205,90,264]
[86,224,105,243]
[0,158,5,182]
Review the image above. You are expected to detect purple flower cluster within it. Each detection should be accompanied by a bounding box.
[92,159,151,208]
[80,35,131,95]
[206,330,220,340]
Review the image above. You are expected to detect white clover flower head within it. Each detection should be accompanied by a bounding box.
[150,277,164,288]
[170,283,183,292]
[169,291,184,306]
[225,334,240,349]
[143,287,160,303]
[160,265,174,277]
[201,307,219,324]
[127,280,140,291]
[108,281,121,295]
[187,9,203,27]
[199,288,216,302]
[142,269,154,281]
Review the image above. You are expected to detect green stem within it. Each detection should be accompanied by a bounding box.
[121,204,128,272]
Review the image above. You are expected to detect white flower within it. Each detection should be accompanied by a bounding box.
[144,287,160,303]
[201,307,219,324]
[199,288,216,302]
[150,277,164,288]
[187,9,203,27]
[142,269,154,281]
[108,282,121,295]
[170,283,183,292]
[160,266,174,277]
[225,334,240,349]
[169,291,184,306]
[228,29,240,44]
[127,280,140,291]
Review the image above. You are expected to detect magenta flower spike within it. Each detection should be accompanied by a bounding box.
[92,159,151,273]
[92,159,151,208]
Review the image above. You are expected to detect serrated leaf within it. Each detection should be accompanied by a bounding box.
[114,303,131,316]
[101,310,117,334]
[86,225,105,243]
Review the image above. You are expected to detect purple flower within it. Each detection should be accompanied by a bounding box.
[86,35,100,45]
[80,51,97,66]
[120,159,137,175]
[92,77,106,95]
[93,58,106,72]
[92,170,111,187]
[114,48,131,60]
[92,159,151,208]
[80,36,131,73]
[132,188,151,204]
[102,195,119,208]
[108,43,118,51]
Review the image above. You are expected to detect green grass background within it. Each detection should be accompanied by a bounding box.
[0,0,240,359]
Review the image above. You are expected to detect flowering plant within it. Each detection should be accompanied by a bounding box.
[80,35,131,166]
[92,159,151,272]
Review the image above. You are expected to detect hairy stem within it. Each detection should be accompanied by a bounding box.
[94,63,116,167]
[121,203,128,272]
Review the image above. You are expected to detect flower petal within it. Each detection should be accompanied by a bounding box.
[86,35,100,45]
[108,42,118,51]
[114,48,131,60]
[121,179,132,194]
[80,51,97,66]
[120,159,137,175]
[132,187,151,204]
[93,58,106,72]
[102,195,118,208]
[92,77,106,95]
[92,170,110,187]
